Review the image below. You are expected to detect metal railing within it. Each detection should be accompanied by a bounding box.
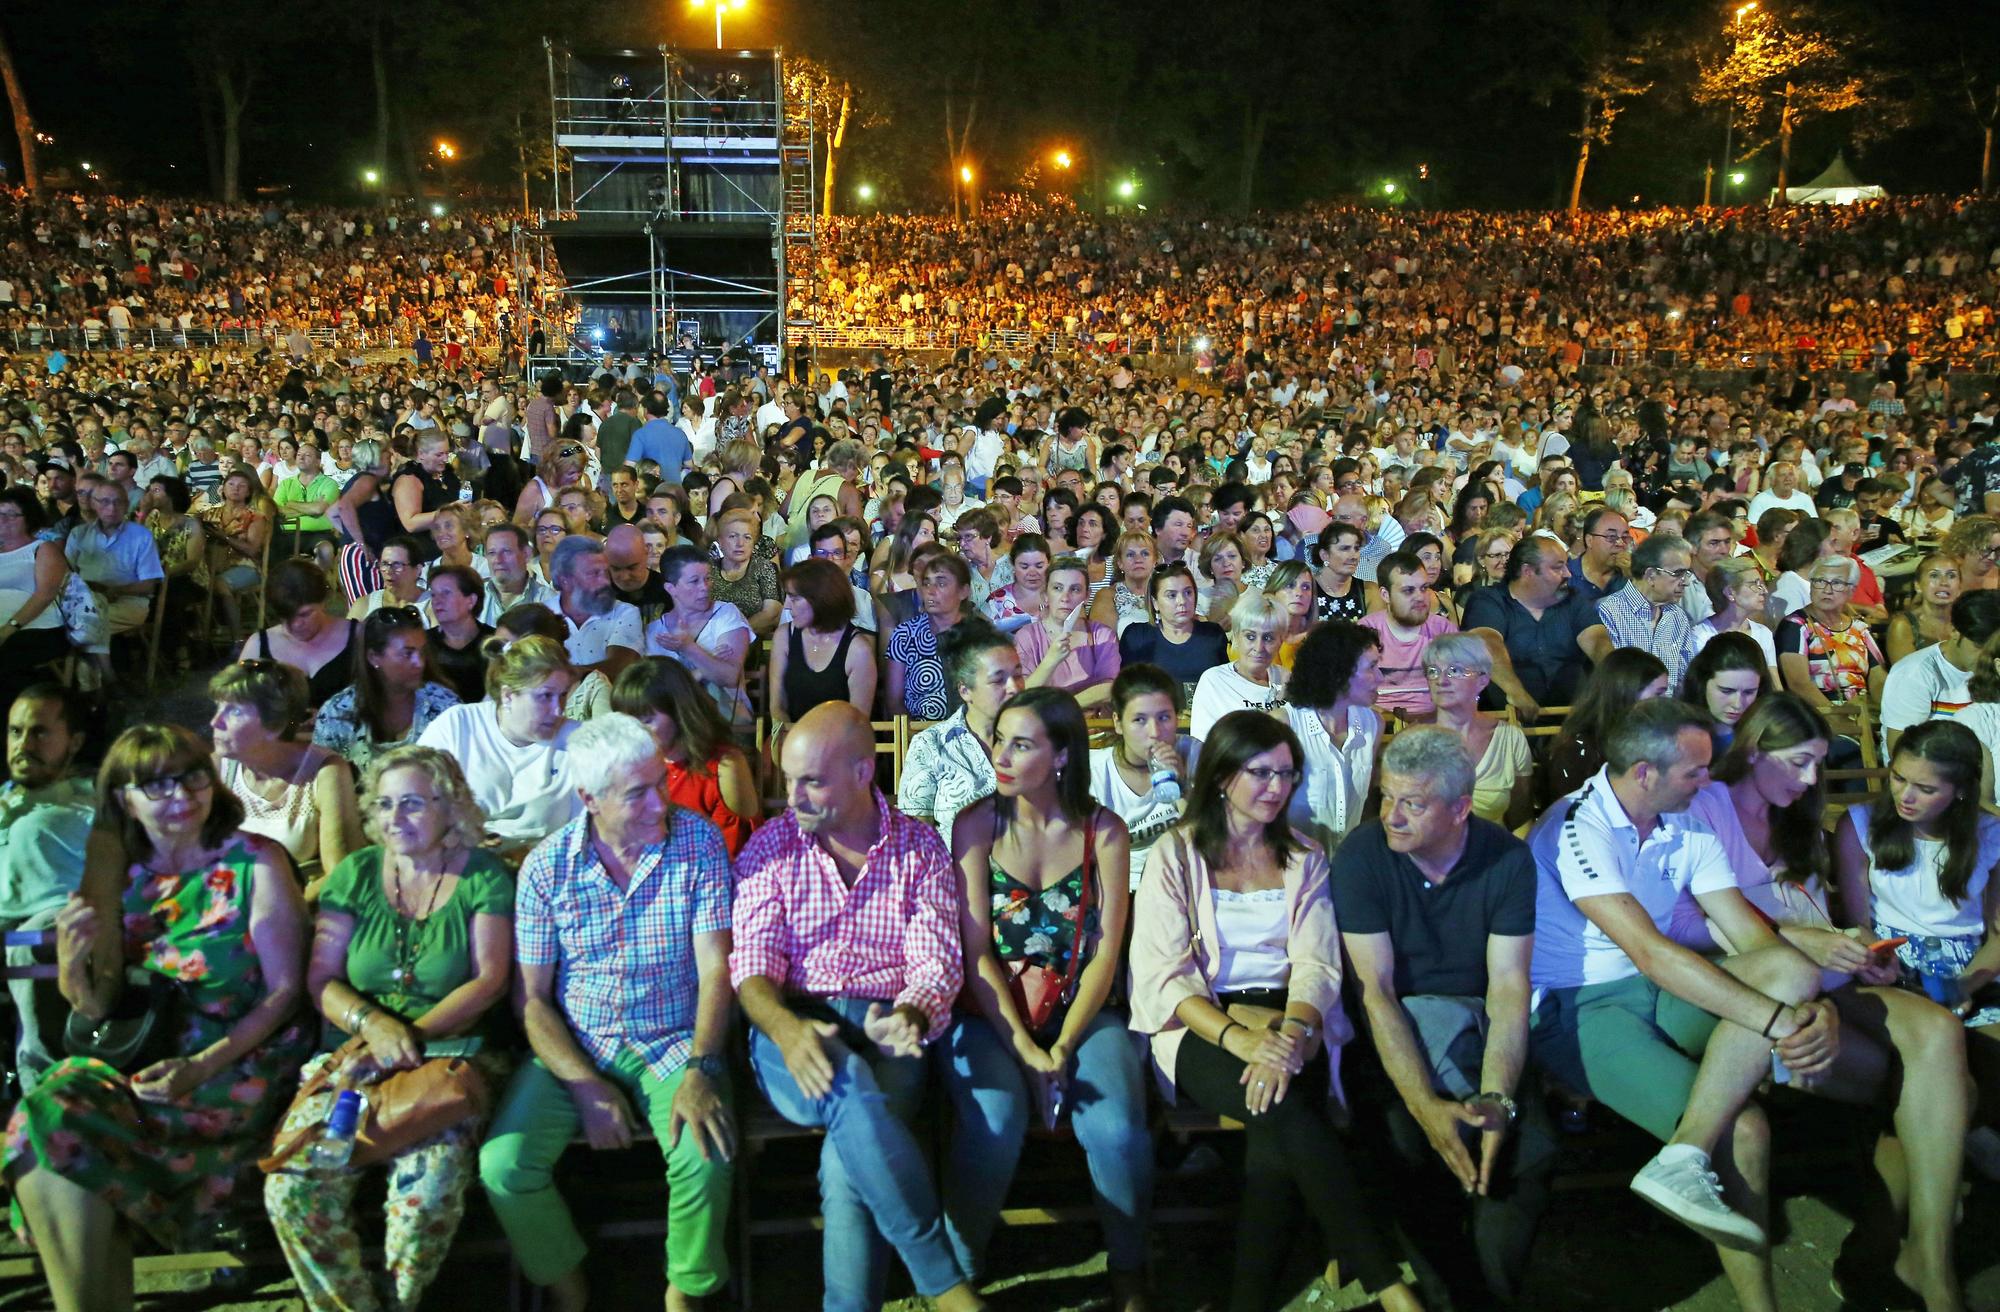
[0,320,541,355]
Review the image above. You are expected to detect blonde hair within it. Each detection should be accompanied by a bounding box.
[361,745,486,851]
[485,634,572,701]
[1227,587,1285,637]
[715,507,760,537]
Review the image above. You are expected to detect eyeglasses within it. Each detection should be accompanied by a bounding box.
[1809,577,1855,590]
[1424,664,1483,680]
[380,559,414,571]
[1589,531,1634,547]
[1241,766,1302,787]
[128,765,215,801]
[536,524,566,536]
[1647,567,1697,582]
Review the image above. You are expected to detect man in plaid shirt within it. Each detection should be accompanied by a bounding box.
[480,714,737,1312]
[733,703,984,1312]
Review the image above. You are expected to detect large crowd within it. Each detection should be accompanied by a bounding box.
[0,188,1996,1312]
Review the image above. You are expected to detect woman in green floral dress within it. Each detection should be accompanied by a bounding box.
[5,724,311,1311]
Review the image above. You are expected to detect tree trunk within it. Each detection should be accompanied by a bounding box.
[1569,98,1594,214]
[370,8,392,189]
[820,84,850,219]
[0,22,37,193]
[1234,102,1268,214]
[1983,120,1995,196]
[215,64,251,202]
[1773,81,1794,207]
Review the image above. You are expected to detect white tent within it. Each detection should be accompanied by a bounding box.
[1775,152,1886,205]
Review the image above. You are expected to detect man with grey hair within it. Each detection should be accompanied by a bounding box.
[1581,533,1697,687]
[483,712,738,1312]
[1526,698,1852,1304]
[550,533,642,680]
[1333,727,1549,1309]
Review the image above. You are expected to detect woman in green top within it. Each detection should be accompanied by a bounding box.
[264,745,515,1312]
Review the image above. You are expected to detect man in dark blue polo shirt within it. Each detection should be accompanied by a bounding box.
[1333,727,1551,1310]
[1459,536,1598,709]
[1565,505,1630,609]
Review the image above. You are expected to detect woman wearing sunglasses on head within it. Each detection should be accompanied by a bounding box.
[315,607,464,774]
[512,435,591,531]
[1129,709,1424,1312]
[9,726,313,1312]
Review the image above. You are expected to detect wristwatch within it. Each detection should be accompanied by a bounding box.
[691,1053,727,1080]
[1472,1091,1519,1124]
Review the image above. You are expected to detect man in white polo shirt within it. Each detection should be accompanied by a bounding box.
[549,535,642,681]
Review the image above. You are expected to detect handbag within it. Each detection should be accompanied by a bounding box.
[259,1034,492,1173]
[63,969,184,1073]
[1004,815,1097,1035]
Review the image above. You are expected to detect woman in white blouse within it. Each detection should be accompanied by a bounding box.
[1282,620,1383,849]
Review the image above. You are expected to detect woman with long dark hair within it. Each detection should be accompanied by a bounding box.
[1678,705,1976,1312]
[314,606,463,772]
[612,657,760,854]
[1542,648,1671,798]
[1129,710,1422,1312]
[940,688,1148,1310]
[1681,631,1772,748]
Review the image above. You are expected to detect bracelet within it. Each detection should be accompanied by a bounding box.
[1217,1020,1243,1049]
[1759,1001,1786,1039]
[346,1000,377,1033]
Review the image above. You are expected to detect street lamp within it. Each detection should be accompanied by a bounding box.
[1052,149,1072,170]
[435,140,457,161]
[1717,3,1758,202]
[1731,170,1747,185]
[690,0,746,50]
[856,183,874,201]
[1116,178,1136,199]
[1382,181,1398,196]
[362,168,380,185]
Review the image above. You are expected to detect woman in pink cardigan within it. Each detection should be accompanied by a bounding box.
[1128,709,1424,1312]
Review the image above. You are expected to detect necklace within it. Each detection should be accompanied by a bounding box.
[388,857,448,987]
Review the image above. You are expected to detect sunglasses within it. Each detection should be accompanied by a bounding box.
[555,443,585,460]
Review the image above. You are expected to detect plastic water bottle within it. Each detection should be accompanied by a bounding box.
[309,1090,366,1169]
[1149,760,1181,805]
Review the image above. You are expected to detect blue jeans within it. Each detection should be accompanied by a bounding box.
[939,1009,1153,1278]
[748,996,965,1311]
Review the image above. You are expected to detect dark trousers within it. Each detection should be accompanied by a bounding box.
[1176,1031,1402,1311]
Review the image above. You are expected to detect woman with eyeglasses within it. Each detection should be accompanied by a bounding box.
[1128,709,1424,1312]
[352,535,432,624]
[240,557,365,711]
[1775,555,1883,745]
[315,607,463,774]
[417,634,581,856]
[1687,556,1779,679]
[511,435,589,530]
[1943,514,2000,595]
[264,745,514,1312]
[1468,530,1517,590]
[1886,552,1963,665]
[1421,633,1534,829]
[10,726,312,1312]
[528,507,569,587]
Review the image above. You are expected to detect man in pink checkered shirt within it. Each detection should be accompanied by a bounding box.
[732,704,985,1312]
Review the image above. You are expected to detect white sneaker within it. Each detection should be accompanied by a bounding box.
[1630,1145,1766,1250]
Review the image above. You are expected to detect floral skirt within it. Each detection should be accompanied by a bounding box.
[1876,920,2000,1029]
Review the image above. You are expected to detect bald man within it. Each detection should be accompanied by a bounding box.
[604,523,670,626]
[731,704,982,1312]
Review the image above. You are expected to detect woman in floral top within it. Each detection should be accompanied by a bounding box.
[8,725,312,1307]
[936,688,1151,1312]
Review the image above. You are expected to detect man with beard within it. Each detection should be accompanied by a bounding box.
[0,685,93,1089]
[731,703,981,1312]
[1459,536,1601,710]
[1361,552,1458,720]
[550,535,642,681]
[479,522,557,623]
[604,523,670,627]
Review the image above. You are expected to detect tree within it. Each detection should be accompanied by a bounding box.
[1695,5,1866,204]
[784,55,884,219]
[0,18,37,194]
[1569,46,1655,212]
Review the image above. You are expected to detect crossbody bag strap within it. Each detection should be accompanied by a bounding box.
[1060,813,1097,1004]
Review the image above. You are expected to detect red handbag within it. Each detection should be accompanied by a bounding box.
[1003,816,1097,1034]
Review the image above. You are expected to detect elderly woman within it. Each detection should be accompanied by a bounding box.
[1016,555,1121,709]
[1422,633,1533,829]
[1688,556,1778,677]
[206,660,363,895]
[1128,711,1423,1312]
[1198,530,1247,626]
[351,535,432,623]
[494,603,613,721]
[611,658,760,856]
[771,557,877,725]
[940,689,1149,1308]
[1886,551,1962,665]
[711,505,783,638]
[1088,530,1156,636]
[1775,554,1883,742]
[264,746,514,1312]
[645,544,754,735]
[315,607,463,773]
[11,726,312,1309]
[417,635,582,856]
[1282,620,1383,849]
[1189,589,1291,741]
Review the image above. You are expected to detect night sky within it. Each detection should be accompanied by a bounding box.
[6,0,1990,210]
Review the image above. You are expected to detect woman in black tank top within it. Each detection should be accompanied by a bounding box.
[770,559,877,722]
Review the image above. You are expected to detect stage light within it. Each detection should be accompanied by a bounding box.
[1117,179,1135,199]
[1382,181,1397,196]
[363,169,380,185]
[1193,336,1211,352]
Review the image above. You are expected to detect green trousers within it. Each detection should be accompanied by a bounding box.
[478,1051,734,1292]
